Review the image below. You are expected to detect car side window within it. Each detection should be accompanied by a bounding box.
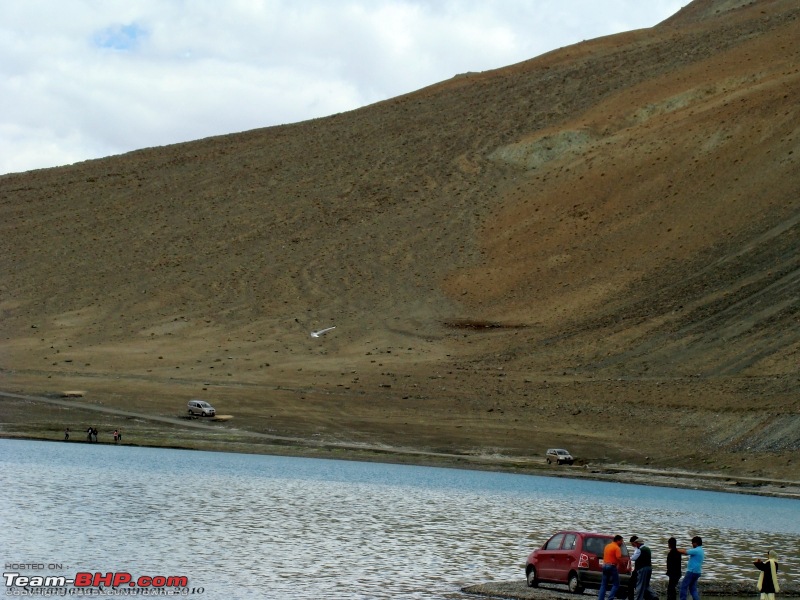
[545,533,565,550]
[563,534,577,550]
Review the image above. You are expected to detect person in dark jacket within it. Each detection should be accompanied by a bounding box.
[628,537,639,600]
[755,550,780,600]
[667,537,682,600]
[630,536,656,600]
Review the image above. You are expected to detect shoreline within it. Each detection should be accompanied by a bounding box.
[1,389,798,500]
[2,430,799,500]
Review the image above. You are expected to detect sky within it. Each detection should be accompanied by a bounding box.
[0,0,685,176]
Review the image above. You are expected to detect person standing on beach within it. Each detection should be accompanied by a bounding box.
[754,550,780,600]
[630,536,655,600]
[598,535,625,600]
[113,429,119,444]
[86,426,93,442]
[667,537,683,600]
[678,536,704,600]
[627,537,639,600]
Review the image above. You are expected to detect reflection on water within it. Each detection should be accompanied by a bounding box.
[1,439,798,599]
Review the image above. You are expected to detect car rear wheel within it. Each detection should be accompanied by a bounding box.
[526,567,538,588]
[568,572,585,594]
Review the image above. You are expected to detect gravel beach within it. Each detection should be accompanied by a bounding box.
[463,580,800,599]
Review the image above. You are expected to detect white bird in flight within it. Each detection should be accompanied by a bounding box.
[310,326,336,338]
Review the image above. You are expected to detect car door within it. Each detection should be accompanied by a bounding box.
[553,533,578,582]
[537,533,565,580]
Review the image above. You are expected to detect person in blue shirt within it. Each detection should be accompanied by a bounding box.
[678,536,705,600]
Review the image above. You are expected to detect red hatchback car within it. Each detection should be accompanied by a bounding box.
[526,531,632,594]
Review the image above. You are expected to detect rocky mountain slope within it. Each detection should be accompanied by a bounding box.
[1,0,798,479]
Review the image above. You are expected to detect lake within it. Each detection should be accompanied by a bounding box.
[1,439,797,599]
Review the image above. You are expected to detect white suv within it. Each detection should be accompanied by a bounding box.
[546,448,574,465]
[187,400,216,417]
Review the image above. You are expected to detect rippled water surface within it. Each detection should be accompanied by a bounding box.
[1,439,798,599]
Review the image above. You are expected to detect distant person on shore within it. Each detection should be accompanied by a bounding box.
[92,427,98,443]
[64,427,70,441]
[754,550,780,600]
[678,536,704,600]
[630,536,656,600]
[598,535,625,600]
[667,537,683,600]
[86,426,93,442]
[113,429,119,444]
[117,428,122,443]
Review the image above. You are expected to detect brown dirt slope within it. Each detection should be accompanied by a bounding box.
[1,0,799,480]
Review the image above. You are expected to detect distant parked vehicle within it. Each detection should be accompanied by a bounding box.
[525,530,632,594]
[546,448,574,465]
[187,400,216,417]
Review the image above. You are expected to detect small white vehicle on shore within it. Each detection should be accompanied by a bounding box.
[187,400,216,417]
[546,448,574,465]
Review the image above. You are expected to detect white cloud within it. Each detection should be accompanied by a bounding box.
[0,0,683,175]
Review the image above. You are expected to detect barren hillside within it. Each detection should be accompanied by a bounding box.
[1,0,798,479]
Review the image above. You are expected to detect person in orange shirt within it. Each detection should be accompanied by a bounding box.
[598,535,625,600]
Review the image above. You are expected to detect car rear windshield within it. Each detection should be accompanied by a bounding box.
[584,537,629,557]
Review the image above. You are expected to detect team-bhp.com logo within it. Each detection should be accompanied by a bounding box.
[4,571,203,595]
